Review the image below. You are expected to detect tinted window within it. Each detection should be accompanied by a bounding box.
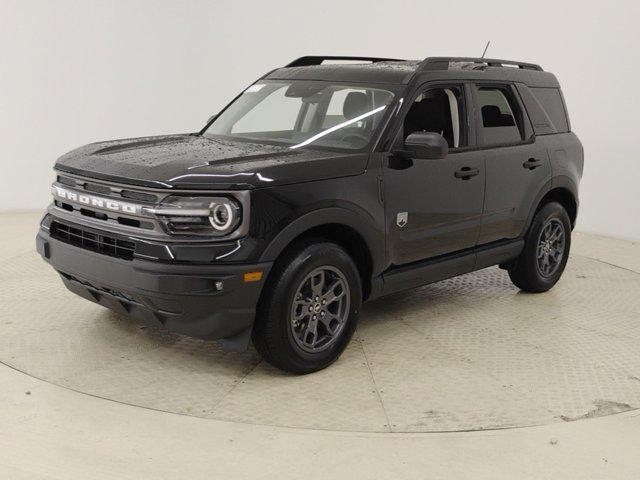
[403,86,465,148]
[530,87,569,133]
[476,86,523,145]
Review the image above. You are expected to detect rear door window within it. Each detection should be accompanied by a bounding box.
[475,86,523,146]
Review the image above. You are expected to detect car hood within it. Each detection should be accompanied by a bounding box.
[54,134,369,189]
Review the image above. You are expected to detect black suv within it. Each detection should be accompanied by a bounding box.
[37,56,583,373]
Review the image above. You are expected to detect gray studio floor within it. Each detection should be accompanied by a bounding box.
[1,212,639,479]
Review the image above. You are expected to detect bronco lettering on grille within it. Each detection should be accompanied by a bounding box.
[52,185,140,215]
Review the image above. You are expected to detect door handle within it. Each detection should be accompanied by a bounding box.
[454,167,480,180]
[523,158,543,170]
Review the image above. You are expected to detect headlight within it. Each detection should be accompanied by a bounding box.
[144,196,241,237]
[210,203,233,231]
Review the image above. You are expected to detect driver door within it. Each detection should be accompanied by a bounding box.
[384,84,485,266]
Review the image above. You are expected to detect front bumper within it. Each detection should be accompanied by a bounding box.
[36,222,271,343]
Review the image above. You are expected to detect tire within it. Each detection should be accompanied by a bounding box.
[508,201,571,293]
[252,239,362,374]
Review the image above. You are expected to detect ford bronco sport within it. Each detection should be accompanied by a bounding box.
[37,55,583,373]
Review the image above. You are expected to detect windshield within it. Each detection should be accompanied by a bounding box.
[203,80,396,150]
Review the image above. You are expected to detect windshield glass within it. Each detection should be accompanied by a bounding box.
[203,80,396,150]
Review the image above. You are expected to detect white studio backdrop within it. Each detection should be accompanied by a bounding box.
[1,0,638,240]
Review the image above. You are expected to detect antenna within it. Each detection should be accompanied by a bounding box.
[481,41,490,58]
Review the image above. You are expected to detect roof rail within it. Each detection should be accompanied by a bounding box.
[418,57,543,72]
[286,56,406,67]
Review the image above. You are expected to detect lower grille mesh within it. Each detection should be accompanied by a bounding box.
[51,221,135,260]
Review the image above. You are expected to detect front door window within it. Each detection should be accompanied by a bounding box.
[403,86,466,149]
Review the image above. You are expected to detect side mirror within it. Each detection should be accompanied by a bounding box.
[404,132,449,160]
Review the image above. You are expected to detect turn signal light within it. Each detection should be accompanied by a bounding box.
[243,271,263,282]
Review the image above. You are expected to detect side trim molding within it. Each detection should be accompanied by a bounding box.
[375,238,524,298]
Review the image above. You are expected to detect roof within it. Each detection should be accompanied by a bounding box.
[266,60,420,85]
[264,56,560,88]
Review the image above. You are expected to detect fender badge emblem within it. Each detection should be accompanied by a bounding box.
[396,212,408,228]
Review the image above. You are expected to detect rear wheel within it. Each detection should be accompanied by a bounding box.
[508,201,571,292]
[252,240,361,374]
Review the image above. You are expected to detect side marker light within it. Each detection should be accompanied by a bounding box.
[243,271,263,282]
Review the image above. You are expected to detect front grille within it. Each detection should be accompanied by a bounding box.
[84,182,112,195]
[57,175,160,203]
[54,200,155,230]
[120,189,158,203]
[58,175,77,187]
[51,221,136,260]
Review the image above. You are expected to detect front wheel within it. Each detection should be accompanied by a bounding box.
[508,201,571,293]
[252,240,362,374]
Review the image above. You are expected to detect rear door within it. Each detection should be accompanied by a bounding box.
[472,84,551,244]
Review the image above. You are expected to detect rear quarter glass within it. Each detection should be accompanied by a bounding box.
[530,87,570,133]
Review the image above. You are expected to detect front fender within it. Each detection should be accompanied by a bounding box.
[259,206,385,277]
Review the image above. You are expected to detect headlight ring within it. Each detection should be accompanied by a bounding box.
[209,202,234,231]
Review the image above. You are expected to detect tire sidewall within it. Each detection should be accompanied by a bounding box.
[265,241,362,371]
[524,202,572,289]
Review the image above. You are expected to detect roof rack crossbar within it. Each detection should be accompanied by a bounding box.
[418,57,543,72]
[286,56,406,68]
